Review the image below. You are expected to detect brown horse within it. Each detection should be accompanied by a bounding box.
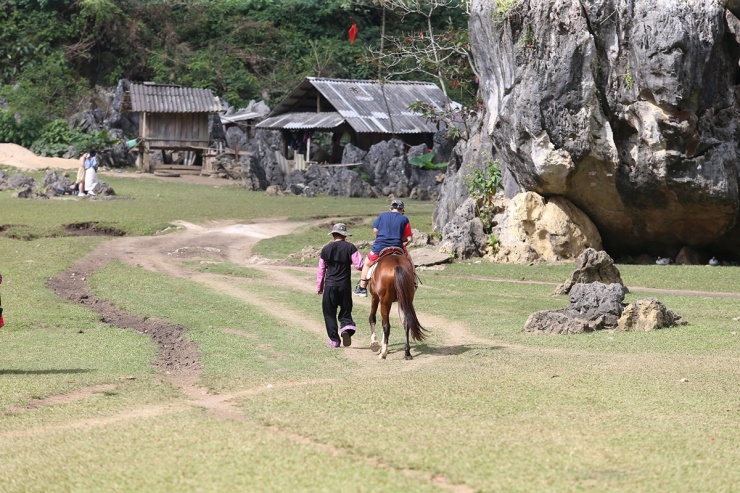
[368,250,426,360]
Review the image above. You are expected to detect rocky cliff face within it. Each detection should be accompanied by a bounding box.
[466,0,740,258]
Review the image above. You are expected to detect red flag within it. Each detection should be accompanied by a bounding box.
[348,19,358,44]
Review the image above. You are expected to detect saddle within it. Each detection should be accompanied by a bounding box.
[367,247,406,280]
[378,246,405,257]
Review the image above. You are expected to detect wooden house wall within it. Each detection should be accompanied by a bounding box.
[142,113,210,149]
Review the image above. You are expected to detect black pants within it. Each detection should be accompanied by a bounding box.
[322,284,355,343]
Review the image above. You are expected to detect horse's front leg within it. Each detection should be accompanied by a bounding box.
[369,294,380,353]
[379,304,391,360]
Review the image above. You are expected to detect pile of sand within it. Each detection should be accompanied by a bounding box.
[0,143,79,171]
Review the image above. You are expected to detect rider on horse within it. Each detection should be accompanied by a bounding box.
[353,199,412,297]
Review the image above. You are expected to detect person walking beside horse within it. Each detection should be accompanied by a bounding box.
[353,199,413,297]
[316,223,364,348]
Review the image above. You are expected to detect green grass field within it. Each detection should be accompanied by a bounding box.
[1,172,738,492]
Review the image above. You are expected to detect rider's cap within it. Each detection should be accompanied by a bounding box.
[329,223,351,236]
[390,199,404,210]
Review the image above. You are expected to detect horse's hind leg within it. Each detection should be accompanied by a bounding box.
[404,324,413,360]
[379,304,391,360]
[369,294,380,353]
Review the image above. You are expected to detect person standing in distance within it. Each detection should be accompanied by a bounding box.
[82,149,99,196]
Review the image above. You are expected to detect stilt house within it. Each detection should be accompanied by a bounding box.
[122,82,222,174]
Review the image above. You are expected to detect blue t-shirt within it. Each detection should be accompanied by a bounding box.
[372,211,410,253]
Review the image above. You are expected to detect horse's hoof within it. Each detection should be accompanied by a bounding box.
[405,354,413,361]
[370,341,380,352]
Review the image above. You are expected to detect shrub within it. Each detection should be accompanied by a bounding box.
[0,110,45,147]
[30,119,114,158]
[466,155,503,231]
[408,150,448,170]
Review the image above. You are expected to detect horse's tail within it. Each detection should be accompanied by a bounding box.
[394,264,427,342]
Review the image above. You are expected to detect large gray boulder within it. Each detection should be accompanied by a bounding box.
[524,282,626,334]
[106,79,139,136]
[360,138,411,198]
[468,0,740,257]
[284,164,374,198]
[438,197,489,258]
[555,248,626,295]
[245,129,284,188]
[433,123,496,232]
[225,126,249,151]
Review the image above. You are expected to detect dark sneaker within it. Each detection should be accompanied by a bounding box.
[340,326,355,347]
[353,285,367,297]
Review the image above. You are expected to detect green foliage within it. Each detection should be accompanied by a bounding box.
[0,0,472,122]
[0,3,73,84]
[492,0,522,23]
[408,150,448,170]
[30,119,114,157]
[466,155,503,231]
[355,169,371,182]
[625,69,634,91]
[1,50,86,120]
[0,110,44,147]
[468,156,502,199]
[487,232,499,249]
[149,47,260,107]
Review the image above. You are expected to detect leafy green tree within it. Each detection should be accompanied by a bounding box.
[0,0,478,126]
[1,51,86,120]
[366,0,477,105]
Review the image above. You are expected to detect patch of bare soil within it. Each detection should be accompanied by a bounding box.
[5,384,117,414]
[47,254,202,378]
[64,222,127,237]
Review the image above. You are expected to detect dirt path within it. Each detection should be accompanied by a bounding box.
[38,218,483,492]
[44,219,492,423]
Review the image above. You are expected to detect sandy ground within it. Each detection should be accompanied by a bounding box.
[0,143,236,186]
[0,143,80,171]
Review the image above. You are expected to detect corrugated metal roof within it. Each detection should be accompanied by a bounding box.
[257,112,345,130]
[262,78,453,134]
[129,83,222,113]
[220,111,265,124]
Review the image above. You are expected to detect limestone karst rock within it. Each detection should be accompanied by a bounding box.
[459,0,740,257]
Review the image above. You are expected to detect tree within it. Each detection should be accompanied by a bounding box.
[367,0,478,104]
[366,0,480,140]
